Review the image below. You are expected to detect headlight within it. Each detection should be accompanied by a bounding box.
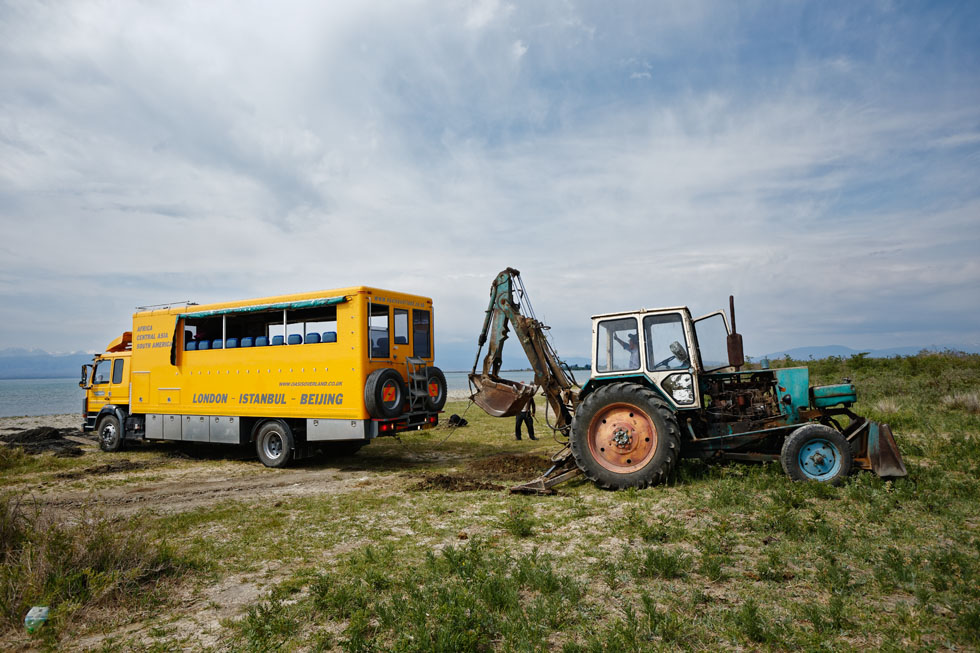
[663,373,694,405]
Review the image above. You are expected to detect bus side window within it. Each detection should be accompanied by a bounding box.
[393,309,409,346]
[369,303,389,358]
[413,309,430,358]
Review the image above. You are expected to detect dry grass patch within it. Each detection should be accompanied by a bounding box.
[941,391,980,414]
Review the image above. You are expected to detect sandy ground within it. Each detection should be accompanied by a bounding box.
[0,413,82,431]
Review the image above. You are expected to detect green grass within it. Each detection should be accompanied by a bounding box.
[2,351,979,650]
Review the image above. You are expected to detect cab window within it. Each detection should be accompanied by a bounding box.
[596,318,639,372]
[111,359,125,384]
[643,314,690,371]
[93,359,112,384]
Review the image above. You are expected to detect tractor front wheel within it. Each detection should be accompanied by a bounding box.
[780,423,852,485]
[570,383,680,489]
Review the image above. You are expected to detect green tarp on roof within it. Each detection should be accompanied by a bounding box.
[178,295,347,319]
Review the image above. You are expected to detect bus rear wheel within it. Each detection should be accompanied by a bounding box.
[255,421,294,468]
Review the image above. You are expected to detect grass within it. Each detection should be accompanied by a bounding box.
[1,350,979,650]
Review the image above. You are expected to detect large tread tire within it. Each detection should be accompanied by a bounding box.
[364,369,407,419]
[255,420,294,468]
[97,414,123,453]
[423,366,448,412]
[570,382,680,490]
[780,423,852,485]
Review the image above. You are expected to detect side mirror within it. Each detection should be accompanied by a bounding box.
[79,364,92,389]
[727,296,744,370]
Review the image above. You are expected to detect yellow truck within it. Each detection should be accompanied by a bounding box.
[80,286,447,467]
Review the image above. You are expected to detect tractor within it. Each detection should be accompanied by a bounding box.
[469,268,906,493]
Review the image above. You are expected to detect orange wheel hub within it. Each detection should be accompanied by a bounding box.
[587,403,658,473]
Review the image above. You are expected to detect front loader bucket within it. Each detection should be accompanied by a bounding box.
[850,420,907,479]
[468,374,537,417]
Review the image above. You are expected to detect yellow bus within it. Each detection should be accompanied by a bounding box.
[80,286,447,467]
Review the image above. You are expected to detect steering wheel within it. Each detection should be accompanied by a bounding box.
[653,341,689,370]
[653,354,676,369]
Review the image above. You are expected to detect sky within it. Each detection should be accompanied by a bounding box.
[1,0,978,369]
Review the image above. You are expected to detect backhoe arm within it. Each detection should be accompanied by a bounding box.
[469,268,578,434]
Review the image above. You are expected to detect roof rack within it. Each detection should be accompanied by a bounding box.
[135,300,199,311]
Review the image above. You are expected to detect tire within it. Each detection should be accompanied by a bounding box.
[780,423,852,485]
[570,383,680,489]
[97,414,123,452]
[423,366,448,412]
[364,369,406,419]
[322,441,366,457]
[255,420,294,468]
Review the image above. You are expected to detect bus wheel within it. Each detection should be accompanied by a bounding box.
[97,415,123,452]
[365,369,406,419]
[256,421,294,468]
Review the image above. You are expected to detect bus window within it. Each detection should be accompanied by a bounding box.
[369,303,389,358]
[413,309,430,358]
[394,309,409,346]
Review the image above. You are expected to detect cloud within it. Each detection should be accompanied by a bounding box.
[0,1,978,366]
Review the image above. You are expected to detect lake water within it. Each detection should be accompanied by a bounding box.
[0,378,84,417]
[0,370,591,417]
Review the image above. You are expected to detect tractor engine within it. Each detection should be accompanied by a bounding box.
[702,372,782,429]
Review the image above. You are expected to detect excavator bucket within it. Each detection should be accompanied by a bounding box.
[850,420,907,479]
[468,374,537,417]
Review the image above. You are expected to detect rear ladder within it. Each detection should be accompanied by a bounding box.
[406,357,428,412]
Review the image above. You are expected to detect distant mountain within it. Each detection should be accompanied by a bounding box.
[755,344,980,361]
[0,348,92,380]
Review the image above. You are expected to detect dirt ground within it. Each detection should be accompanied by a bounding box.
[1,412,565,650]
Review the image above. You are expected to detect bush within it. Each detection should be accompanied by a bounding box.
[0,494,197,635]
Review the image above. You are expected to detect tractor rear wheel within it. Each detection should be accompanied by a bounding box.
[780,423,852,485]
[570,383,680,489]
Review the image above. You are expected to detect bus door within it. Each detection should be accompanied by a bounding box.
[107,357,130,407]
[88,357,113,413]
[392,308,410,360]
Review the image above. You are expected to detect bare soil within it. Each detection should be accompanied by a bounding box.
[410,473,505,492]
[1,426,93,456]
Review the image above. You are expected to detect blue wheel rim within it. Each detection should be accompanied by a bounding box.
[798,438,842,481]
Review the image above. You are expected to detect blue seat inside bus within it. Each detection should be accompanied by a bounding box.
[323,331,337,342]
[306,332,321,344]
[287,334,302,345]
[211,339,223,349]
[255,336,269,346]
[271,335,284,346]
[186,340,197,351]
[198,340,210,350]
[226,338,238,348]
[240,337,253,348]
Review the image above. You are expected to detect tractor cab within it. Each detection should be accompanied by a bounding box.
[584,300,744,411]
